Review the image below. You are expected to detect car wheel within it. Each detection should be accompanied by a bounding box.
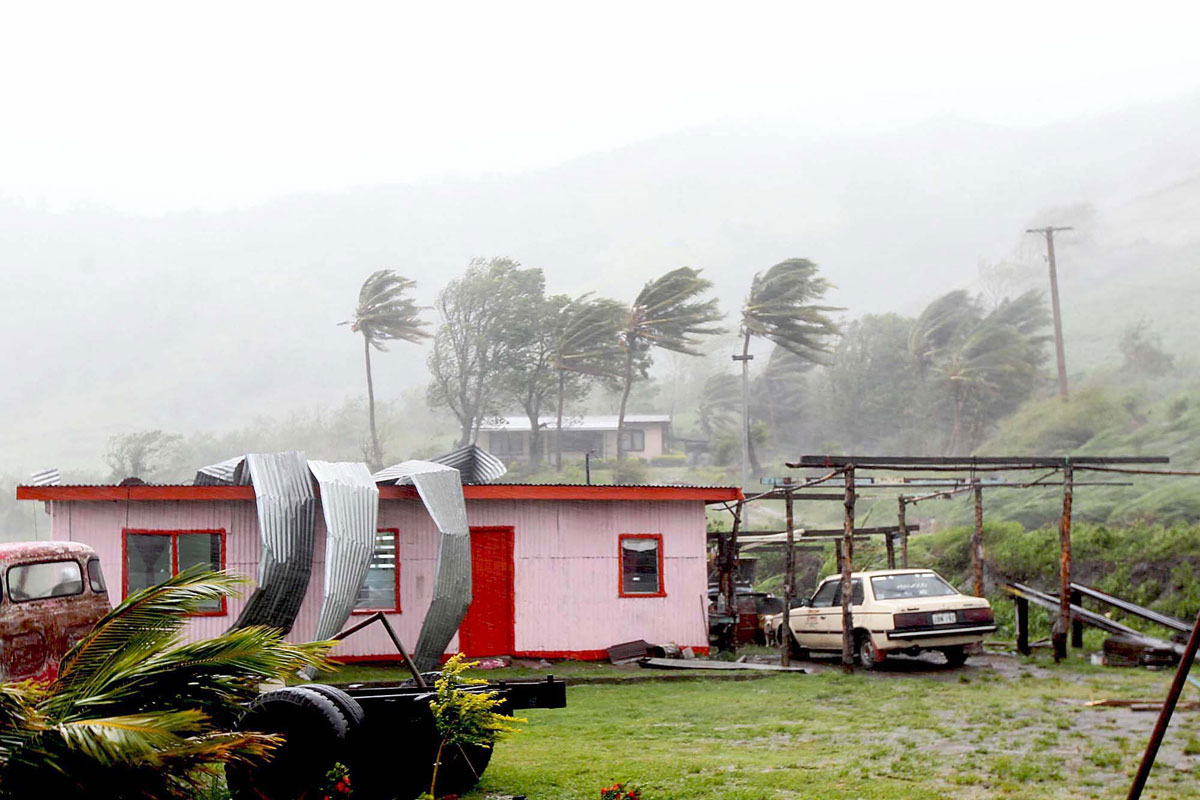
[856,633,882,671]
[942,646,969,667]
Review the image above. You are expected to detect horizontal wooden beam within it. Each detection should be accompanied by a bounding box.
[788,455,1170,469]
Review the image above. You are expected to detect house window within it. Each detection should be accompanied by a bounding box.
[619,533,665,597]
[354,529,400,613]
[124,529,225,614]
[489,432,523,457]
[619,429,645,452]
[558,431,605,455]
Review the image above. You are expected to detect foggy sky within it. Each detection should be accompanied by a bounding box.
[4,1,1200,213]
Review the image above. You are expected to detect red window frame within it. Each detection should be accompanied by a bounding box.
[121,528,227,616]
[618,533,666,598]
[351,528,402,614]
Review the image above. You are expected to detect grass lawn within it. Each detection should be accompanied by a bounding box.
[422,653,1200,800]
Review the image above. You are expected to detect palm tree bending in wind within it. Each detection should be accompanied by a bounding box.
[341,270,430,470]
[738,259,841,480]
[616,268,724,462]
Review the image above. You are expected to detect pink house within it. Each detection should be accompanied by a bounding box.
[17,483,739,662]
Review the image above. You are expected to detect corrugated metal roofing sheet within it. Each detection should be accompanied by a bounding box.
[307,461,379,643]
[376,460,472,672]
[230,451,315,634]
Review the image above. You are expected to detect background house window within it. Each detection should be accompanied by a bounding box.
[558,430,605,454]
[619,533,664,596]
[619,429,646,452]
[354,528,400,612]
[489,432,523,457]
[124,530,224,613]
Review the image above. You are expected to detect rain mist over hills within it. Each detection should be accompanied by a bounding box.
[4,90,1200,475]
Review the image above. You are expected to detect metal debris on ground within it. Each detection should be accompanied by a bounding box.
[639,657,807,673]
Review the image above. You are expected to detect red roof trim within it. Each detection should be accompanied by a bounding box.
[18,484,742,503]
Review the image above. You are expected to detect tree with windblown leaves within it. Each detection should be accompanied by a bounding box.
[616,268,724,462]
[341,270,429,470]
[736,259,840,475]
[550,295,625,469]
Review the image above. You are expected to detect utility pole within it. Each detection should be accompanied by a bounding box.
[1026,226,1073,400]
[733,347,754,524]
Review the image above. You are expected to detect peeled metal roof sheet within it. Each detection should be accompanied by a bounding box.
[378,460,472,672]
[308,461,378,644]
[229,451,315,634]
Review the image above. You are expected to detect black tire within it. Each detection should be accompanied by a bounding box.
[856,633,883,671]
[298,683,366,729]
[226,686,351,800]
[942,645,969,668]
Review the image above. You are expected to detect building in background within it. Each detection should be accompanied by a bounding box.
[477,415,672,463]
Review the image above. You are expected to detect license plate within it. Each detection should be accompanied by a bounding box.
[932,612,957,625]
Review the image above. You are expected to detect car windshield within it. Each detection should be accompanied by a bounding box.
[871,573,957,600]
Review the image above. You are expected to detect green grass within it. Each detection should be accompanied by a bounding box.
[443,655,1200,800]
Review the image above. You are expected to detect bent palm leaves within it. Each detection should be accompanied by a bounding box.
[617,268,725,461]
[0,568,331,800]
[342,270,430,470]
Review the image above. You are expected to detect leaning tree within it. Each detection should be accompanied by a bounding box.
[737,259,840,480]
[341,270,429,470]
[616,268,724,462]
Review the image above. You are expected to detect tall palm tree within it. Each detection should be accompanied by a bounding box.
[551,295,625,469]
[616,268,724,462]
[342,270,430,470]
[0,569,329,800]
[738,259,840,485]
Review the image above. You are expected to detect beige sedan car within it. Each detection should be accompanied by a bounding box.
[766,569,995,669]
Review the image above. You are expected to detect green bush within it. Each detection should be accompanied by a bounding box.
[650,453,688,467]
[613,458,649,484]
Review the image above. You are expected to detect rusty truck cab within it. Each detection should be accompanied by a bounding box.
[0,542,110,682]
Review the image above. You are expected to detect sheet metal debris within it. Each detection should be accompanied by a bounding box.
[231,451,316,633]
[638,657,807,673]
[374,459,472,672]
[308,460,379,643]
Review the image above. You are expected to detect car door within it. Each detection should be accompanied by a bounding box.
[814,578,864,649]
[794,579,839,649]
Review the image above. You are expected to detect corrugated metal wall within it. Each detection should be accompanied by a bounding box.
[50,495,709,658]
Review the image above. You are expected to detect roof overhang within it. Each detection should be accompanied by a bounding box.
[17,484,742,504]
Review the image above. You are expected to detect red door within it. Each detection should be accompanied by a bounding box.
[458,527,515,656]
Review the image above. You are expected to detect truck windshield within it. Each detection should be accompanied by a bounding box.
[871,573,956,600]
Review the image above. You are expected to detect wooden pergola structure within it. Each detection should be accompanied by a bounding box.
[785,455,1169,667]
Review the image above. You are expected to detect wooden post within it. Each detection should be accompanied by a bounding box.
[718,500,743,654]
[897,496,909,568]
[781,490,795,666]
[1055,461,1074,662]
[972,480,984,597]
[885,531,896,569]
[1126,605,1200,800]
[1070,587,1084,649]
[1015,596,1030,656]
[841,466,856,668]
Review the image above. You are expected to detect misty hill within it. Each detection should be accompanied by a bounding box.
[4,91,1200,475]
